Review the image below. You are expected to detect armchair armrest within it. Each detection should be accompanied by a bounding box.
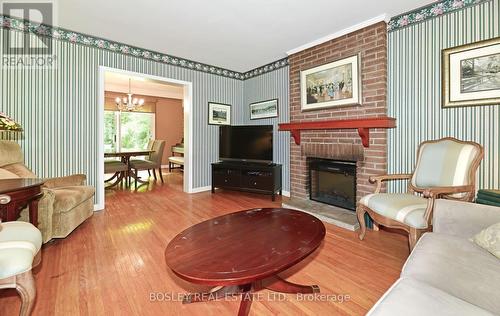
[433,200,500,238]
[369,174,412,193]
[422,185,474,198]
[43,174,86,188]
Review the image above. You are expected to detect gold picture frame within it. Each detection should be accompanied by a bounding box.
[300,54,362,111]
[442,37,500,108]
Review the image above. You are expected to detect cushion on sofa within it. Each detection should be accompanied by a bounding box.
[401,233,500,314]
[2,163,37,178]
[0,168,19,179]
[471,222,500,259]
[367,278,493,316]
[52,186,95,214]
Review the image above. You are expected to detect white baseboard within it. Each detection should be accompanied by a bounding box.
[94,204,104,211]
[282,190,291,197]
[189,185,212,193]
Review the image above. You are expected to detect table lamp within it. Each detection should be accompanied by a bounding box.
[0,112,23,132]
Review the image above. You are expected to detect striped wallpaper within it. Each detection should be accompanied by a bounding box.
[3,0,498,206]
[387,0,500,192]
[0,29,243,205]
[239,66,290,193]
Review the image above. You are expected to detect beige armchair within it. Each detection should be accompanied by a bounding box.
[0,140,94,243]
[357,137,484,250]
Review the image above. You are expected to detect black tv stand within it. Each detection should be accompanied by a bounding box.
[211,162,282,201]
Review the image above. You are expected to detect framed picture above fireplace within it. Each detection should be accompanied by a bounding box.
[300,54,362,111]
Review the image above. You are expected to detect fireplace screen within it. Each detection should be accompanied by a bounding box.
[308,158,356,211]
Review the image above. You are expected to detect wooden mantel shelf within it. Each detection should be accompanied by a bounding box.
[278,117,397,147]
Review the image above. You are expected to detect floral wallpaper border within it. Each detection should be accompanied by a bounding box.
[3,1,491,78]
[0,15,290,80]
[388,0,492,31]
[243,58,289,79]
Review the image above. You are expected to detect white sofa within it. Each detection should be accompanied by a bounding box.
[368,200,500,316]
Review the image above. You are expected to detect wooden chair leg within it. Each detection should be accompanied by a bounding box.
[408,228,423,251]
[169,162,172,173]
[33,252,42,268]
[15,270,36,316]
[356,205,367,240]
[147,170,151,177]
[135,169,138,190]
[153,169,157,181]
[158,167,164,183]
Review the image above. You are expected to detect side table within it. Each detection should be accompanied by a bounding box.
[0,179,45,227]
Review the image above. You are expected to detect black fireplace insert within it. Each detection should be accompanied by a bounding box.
[308,158,356,211]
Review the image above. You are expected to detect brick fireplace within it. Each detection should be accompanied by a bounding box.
[284,21,388,228]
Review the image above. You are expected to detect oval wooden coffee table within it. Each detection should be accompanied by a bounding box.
[165,208,326,316]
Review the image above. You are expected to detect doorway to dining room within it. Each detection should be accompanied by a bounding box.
[97,67,192,209]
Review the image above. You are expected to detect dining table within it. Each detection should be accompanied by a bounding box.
[105,150,154,187]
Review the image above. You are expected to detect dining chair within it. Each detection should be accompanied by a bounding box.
[0,220,43,316]
[130,140,166,188]
[357,137,484,250]
[145,139,154,178]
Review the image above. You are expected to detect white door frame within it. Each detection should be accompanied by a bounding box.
[96,66,193,210]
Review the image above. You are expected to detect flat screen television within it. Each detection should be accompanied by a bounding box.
[219,125,273,163]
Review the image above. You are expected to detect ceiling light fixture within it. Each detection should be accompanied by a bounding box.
[115,78,145,111]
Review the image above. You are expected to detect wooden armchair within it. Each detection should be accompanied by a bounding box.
[357,137,484,250]
[0,221,43,315]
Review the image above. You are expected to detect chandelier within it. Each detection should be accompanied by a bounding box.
[115,78,145,111]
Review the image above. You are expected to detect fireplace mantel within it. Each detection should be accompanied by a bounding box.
[278,117,396,147]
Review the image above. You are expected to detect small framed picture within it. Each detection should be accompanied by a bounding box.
[249,99,278,120]
[442,37,500,108]
[208,102,231,125]
[300,54,362,111]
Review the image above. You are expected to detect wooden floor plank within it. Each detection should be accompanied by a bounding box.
[0,171,408,315]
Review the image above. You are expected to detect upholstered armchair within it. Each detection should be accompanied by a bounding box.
[357,137,483,250]
[0,140,95,243]
[0,221,42,315]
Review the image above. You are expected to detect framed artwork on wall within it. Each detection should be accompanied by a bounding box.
[442,37,500,108]
[249,99,278,120]
[300,54,362,111]
[208,102,231,125]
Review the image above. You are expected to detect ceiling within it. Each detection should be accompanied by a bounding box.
[56,1,429,72]
[104,72,184,100]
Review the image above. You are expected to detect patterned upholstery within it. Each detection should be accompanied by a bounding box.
[411,139,479,188]
[360,194,428,229]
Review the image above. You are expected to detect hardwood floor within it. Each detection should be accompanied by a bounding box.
[0,171,409,316]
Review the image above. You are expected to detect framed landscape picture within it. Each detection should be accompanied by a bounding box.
[208,102,231,125]
[442,37,500,108]
[300,54,361,111]
[250,99,278,120]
